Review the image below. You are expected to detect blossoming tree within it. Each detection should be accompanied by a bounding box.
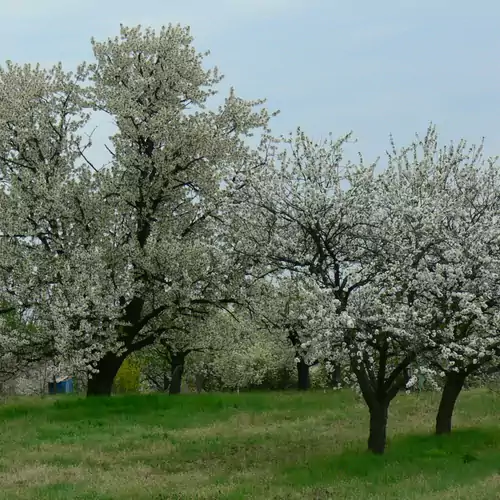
[0,24,273,395]
[378,128,500,435]
[233,125,500,453]
[231,128,417,453]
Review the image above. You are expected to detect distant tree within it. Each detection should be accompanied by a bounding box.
[250,274,339,391]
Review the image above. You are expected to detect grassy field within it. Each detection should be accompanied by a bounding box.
[0,389,499,499]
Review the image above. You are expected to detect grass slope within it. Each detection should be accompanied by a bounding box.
[0,389,499,499]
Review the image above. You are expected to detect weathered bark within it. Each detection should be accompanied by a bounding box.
[87,352,126,396]
[169,352,186,395]
[297,359,310,391]
[435,370,467,435]
[368,402,389,454]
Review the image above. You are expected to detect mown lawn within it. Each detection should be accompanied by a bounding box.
[0,389,499,499]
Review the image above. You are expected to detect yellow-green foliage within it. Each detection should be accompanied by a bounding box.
[113,356,143,394]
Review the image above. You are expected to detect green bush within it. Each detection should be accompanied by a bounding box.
[113,356,143,394]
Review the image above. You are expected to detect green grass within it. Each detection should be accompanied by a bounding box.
[0,389,499,499]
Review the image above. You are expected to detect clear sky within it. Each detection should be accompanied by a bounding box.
[1,0,499,164]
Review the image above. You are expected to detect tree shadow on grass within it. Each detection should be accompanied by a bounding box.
[281,427,500,494]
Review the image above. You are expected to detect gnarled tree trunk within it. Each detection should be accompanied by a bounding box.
[351,350,415,455]
[86,296,154,397]
[435,370,467,435]
[87,352,126,396]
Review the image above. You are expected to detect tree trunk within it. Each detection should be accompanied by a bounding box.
[169,352,186,395]
[435,370,467,435]
[368,402,389,454]
[297,359,310,391]
[351,351,416,455]
[162,372,169,392]
[87,352,126,397]
[328,363,342,387]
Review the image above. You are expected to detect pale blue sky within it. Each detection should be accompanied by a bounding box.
[1,0,499,164]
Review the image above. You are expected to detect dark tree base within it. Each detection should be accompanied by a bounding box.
[435,371,467,435]
[87,352,125,397]
[169,352,186,395]
[368,403,389,454]
[297,359,310,391]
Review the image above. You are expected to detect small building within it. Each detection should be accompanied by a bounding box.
[48,376,74,394]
